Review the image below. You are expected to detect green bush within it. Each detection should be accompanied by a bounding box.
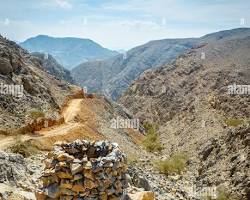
[154,153,187,175]
[141,122,163,152]
[27,109,45,120]
[224,118,244,127]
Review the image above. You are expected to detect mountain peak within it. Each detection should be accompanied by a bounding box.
[20,35,118,69]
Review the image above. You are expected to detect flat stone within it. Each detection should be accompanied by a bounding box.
[35,191,46,200]
[71,163,82,175]
[74,173,83,181]
[72,184,85,193]
[45,183,60,199]
[60,188,76,196]
[83,161,92,169]
[57,171,73,179]
[60,179,73,189]
[57,153,74,162]
[84,178,97,189]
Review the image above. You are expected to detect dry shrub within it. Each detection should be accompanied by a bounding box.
[154,153,188,175]
[8,136,39,157]
[141,122,163,153]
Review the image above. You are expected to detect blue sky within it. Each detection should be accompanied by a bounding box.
[0,0,249,50]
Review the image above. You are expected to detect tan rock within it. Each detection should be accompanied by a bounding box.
[71,163,82,175]
[35,191,46,200]
[84,178,96,189]
[100,192,108,200]
[83,161,92,169]
[72,184,85,193]
[129,191,155,200]
[60,179,73,189]
[60,188,76,196]
[60,195,74,200]
[57,171,73,179]
[84,169,95,180]
[57,153,74,162]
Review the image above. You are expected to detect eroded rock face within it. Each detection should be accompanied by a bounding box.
[37,140,128,199]
[0,151,25,183]
[0,57,13,75]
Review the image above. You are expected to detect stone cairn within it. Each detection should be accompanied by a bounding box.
[36,139,128,200]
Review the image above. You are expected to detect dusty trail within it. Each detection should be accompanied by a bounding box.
[0,99,84,150]
[62,99,82,123]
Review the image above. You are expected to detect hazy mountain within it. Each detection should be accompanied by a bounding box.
[20,35,119,69]
[72,28,250,100]
[119,30,250,199]
[72,38,198,100]
[31,52,74,84]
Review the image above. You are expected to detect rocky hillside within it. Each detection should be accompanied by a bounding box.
[31,52,74,83]
[72,38,197,100]
[72,28,250,100]
[20,35,119,69]
[119,31,250,199]
[0,35,73,130]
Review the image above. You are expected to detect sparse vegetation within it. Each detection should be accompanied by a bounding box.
[210,187,240,200]
[27,109,45,120]
[141,122,164,153]
[8,136,39,157]
[224,118,244,127]
[127,154,139,165]
[154,153,188,175]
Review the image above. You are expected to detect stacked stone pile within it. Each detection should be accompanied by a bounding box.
[36,140,128,200]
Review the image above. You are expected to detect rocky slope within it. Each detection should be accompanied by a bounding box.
[0,35,73,130]
[20,35,119,69]
[72,38,197,100]
[72,28,250,100]
[119,31,250,199]
[31,52,74,83]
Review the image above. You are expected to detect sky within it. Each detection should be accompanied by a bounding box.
[0,0,249,50]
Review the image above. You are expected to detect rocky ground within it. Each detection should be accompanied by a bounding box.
[119,31,250,199]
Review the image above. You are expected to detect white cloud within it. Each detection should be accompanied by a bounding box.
[55,0,72,9]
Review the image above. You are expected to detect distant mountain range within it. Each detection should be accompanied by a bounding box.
[72,38,197,100]
[72,28,250,100]
[20,35,119,69]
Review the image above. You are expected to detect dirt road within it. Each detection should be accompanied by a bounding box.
[0,99,84,150]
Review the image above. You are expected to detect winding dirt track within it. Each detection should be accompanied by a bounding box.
[0,99,84,150]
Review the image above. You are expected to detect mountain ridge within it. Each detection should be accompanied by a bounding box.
[72,28,250,100]
[20,35,119,69]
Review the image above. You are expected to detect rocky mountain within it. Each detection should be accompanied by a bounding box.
[20,35,119,69]
[31,52,74,83]
[0,35,73,130]
[72,38,198,100]
[119,29,250,199]
[72,28,250,101]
